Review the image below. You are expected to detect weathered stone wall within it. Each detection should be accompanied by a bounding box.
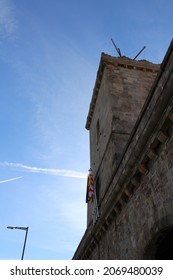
[87,127,173,259]
[109,65,157,133]
[87,68,113,224]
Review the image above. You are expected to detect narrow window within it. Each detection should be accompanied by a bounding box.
[96,119,100,143]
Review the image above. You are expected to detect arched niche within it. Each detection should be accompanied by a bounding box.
[144,226,173,260]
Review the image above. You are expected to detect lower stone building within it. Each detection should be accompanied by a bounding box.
[73,40,173,260]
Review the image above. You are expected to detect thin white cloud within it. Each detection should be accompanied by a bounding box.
[0,161,87,179]
[0,176,22,184]
[0,0,17,39]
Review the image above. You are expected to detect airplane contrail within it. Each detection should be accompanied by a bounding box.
[0,161,87,179]
[0,176,22,184]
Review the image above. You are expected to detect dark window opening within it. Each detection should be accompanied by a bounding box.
[96,120,100,143]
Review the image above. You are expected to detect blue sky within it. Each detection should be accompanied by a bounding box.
[0,0,172,260]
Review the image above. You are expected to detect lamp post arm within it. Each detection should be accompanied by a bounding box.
[21,227,29,260]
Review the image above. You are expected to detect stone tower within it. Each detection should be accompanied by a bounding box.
[73,40,173,260]
[86,54,159,226]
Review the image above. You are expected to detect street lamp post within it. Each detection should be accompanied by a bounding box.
[7,226,29,260]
